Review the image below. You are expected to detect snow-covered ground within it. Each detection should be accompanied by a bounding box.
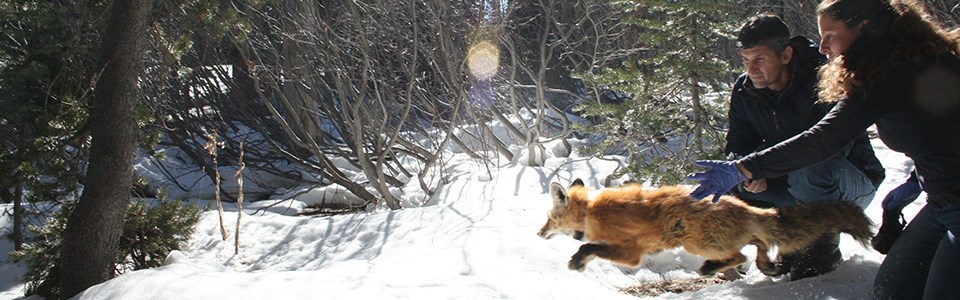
[0,120,922,299]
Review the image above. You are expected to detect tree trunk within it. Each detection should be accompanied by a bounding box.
[59,0,152,298]
[223,0,259,117]
[280,0,323,148]
[690,74,704,153]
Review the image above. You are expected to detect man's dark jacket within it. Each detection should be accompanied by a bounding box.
[725,36,886,187]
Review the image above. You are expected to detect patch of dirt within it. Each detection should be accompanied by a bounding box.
[619,276,728,297]
[298,204,365,216]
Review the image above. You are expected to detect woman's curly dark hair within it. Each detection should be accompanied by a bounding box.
[816,0,960,102]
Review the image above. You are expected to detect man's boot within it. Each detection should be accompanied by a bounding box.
[789,233,842,281]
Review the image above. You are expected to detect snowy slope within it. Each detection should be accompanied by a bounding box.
[0,126,923,300]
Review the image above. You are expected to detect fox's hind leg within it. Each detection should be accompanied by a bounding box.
[752,240,780,276]
[699,252,746,276]
[568,243,645,272]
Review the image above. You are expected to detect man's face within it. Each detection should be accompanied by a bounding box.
[817,14,864,59]
[740,44,792,90]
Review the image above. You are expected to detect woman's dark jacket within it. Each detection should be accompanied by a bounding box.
[726,36,886,186]
[741,52,960,196]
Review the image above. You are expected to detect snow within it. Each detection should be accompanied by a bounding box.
[0,120,924,300]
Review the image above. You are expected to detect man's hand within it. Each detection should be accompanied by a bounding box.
[687,160,748,203]
[743,178,768,193]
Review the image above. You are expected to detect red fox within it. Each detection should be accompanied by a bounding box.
[537,179,873,276]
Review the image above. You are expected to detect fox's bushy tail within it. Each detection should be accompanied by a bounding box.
[771,200,874,254]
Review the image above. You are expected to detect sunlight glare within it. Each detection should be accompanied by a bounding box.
[467,40,499,80]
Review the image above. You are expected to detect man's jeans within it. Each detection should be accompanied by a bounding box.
[736,155,877,208]
[874,202,960,299]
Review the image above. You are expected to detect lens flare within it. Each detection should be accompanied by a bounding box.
[915,66,960,116]
[468,79,494,109]
[467,41,499,80]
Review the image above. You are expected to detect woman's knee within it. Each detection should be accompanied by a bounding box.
[874,256,926,299]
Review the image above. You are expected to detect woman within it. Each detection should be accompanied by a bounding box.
[687,0,960,298]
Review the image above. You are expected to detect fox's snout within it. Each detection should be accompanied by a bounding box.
[538,231,555,239]
[538,221,558,239]
[538,220,585,240]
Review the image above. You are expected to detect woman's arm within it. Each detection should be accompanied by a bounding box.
[738,94,879,179]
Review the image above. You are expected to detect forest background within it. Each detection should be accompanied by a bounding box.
[1,0,959,299]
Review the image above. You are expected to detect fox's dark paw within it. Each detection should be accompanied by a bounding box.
[568,257,586,271]
[698,259,727,276]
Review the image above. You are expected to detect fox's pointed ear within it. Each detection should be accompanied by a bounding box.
[550,182,568,205]
[571,178,585,188]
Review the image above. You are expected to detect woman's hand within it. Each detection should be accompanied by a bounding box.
[687,160,749,203]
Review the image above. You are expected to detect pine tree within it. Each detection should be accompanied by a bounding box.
[576,0,744,185]
[59,0,153,297]
[12,198,201,299]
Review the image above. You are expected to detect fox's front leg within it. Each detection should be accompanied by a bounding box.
[568,243,644,271]
[569,243,607,271]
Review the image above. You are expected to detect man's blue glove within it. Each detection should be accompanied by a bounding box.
[686,160,748,203]
[881,179,921,211]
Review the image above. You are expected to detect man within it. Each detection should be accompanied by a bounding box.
[725,14,886,280]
